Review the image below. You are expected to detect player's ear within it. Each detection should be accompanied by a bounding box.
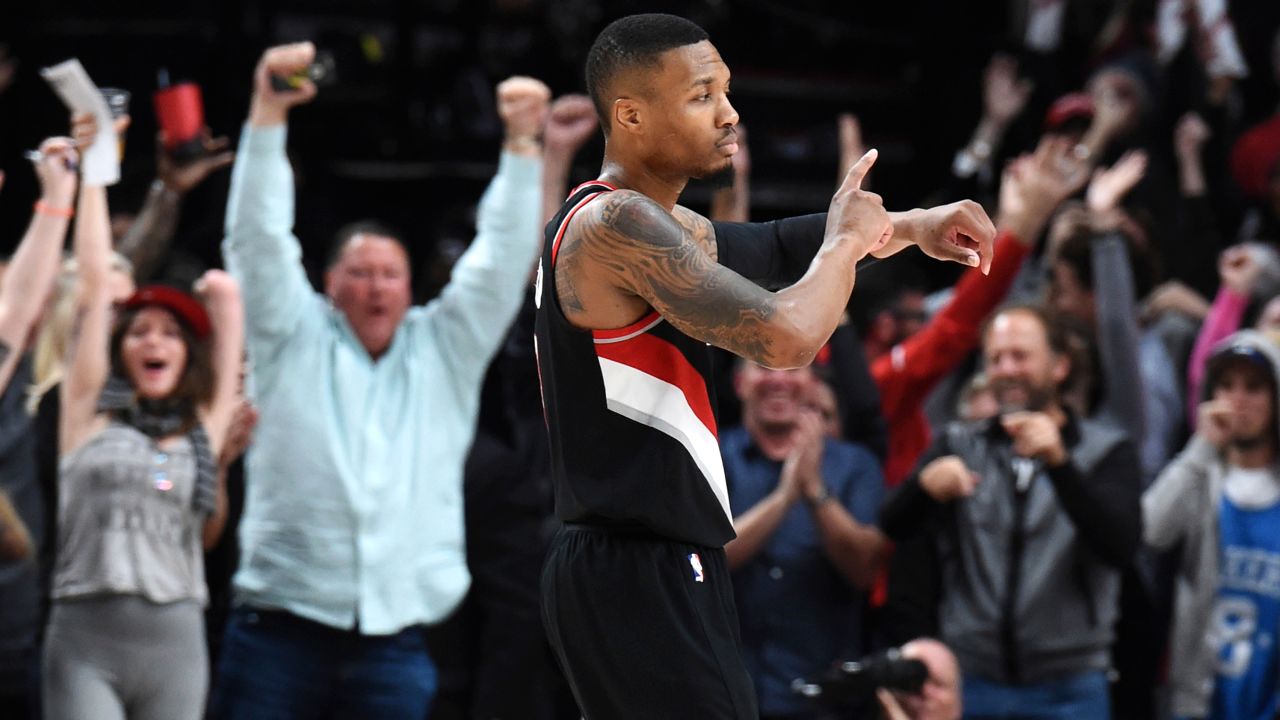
[614,97,644,136]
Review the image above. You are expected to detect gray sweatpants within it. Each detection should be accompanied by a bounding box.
[42,595,207,720]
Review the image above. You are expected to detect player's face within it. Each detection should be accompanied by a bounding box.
[645,41,739,181]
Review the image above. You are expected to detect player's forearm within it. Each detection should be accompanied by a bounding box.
[768,238,861,368]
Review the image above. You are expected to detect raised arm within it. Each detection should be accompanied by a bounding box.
[196,269,247,551]
[193,270,244,455]
[0,138,79,397]
[1085,152,1148,443]
[119,130,234,282]
[60,176,116,456]
[432,77,545,378]
[542,94,599,230]
[222,42,321,345]
[588,151,890,369]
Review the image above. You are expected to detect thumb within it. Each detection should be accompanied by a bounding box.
[840,148,877,191]
[1001,412,1029,432]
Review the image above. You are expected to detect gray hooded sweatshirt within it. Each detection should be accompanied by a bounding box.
[1142,329,1280,718]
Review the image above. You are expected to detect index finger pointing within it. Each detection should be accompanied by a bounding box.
[840,148,878,191]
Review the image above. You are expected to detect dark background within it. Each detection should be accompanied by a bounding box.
[0,0,1277,295]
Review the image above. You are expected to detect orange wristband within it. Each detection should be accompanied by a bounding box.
[34,200,74,219]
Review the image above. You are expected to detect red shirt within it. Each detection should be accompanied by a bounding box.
[872,231,1030,486]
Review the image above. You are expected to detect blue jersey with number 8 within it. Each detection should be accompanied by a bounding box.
[1210,496,1280,720]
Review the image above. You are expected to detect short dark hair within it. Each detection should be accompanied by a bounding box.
[110,305,215,432]
[1055,225,1155,299]
[327,220,409,270]
[585,14,710,133]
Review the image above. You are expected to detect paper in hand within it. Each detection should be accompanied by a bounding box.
[40,59,119,187]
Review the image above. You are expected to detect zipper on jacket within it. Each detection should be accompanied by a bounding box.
[1001,460,1032,684]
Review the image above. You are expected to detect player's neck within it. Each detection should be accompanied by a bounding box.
[598,156,687,211]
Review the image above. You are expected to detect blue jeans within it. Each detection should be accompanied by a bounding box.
[962,670,1110,720]
[208,606,437,720]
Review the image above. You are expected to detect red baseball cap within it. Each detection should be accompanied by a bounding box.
[121,285,212,339]
[1044,93,1095,133]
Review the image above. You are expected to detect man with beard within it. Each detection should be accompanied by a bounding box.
[878,304,1142,719]
[1144,332,1280,720]
[536,13,999,720]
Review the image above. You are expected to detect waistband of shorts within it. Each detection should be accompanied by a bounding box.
[561,521,671,541]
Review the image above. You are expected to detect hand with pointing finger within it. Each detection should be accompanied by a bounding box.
[1001,411,1067,466]
[894,199,999,274]
[827,149,893,261]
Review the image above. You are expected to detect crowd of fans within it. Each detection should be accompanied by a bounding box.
[0,3,1279,719]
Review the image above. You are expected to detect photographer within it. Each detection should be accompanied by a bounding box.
[794,638,961,720]
[879,305,1142,719]
[1143,331,1280,720]
[878,639,962,720]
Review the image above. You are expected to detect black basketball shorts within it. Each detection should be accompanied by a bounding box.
[541,524,758,719]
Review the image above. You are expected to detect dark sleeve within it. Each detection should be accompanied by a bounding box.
[878,434,953,540]
[1045,438,1143,568]
[712,213,827,289]
[882,532,942,646]
[825,324,888,460]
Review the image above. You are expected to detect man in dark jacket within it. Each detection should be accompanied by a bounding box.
[880,303,1142,720]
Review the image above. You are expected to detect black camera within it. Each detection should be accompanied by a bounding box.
[792,647,929,706]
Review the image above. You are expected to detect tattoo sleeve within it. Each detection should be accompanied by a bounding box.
[582,191,789,366]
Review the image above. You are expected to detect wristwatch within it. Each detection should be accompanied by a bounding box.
[806,486,834,508]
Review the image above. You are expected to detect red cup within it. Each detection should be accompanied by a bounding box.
[153,82,205,158]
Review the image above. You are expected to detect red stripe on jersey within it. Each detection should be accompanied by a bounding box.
[550,191,607,267]
[591,311,662,342]
[594,331,717,438]
[567,179,618,198]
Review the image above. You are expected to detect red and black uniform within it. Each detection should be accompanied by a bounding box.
[535,181,754,719]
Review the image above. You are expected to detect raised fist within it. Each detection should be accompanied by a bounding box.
[496,76,552,145]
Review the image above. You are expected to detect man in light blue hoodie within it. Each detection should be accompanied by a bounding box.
[208,42,545,719]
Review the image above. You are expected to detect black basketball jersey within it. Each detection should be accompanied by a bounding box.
[533,181,735,548]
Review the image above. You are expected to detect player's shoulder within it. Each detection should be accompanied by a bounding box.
[573,189,685,250]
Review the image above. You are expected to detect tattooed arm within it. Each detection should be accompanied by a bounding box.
[576,152,889,369]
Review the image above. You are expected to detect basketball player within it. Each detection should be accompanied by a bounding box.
[535,14,997,718]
